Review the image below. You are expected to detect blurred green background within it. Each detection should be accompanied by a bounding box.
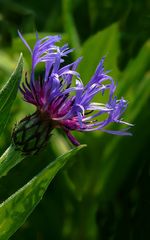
[0,0,150,239]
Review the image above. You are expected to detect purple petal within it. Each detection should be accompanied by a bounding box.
[18,30,32,54]
[64,130,80,146]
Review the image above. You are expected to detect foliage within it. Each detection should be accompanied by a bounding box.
[0,145,85,240]
[0,0,150,239]
[0,54,23,136]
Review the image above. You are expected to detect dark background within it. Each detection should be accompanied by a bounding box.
[0,0,150,239]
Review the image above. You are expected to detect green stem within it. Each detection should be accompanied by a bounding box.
[0,145,24,178]
[77,199,99,240]
[62,0,81,58]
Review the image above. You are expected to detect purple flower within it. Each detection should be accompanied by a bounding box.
[18,32,132,146]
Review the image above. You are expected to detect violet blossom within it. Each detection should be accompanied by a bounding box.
[18,32,132,147]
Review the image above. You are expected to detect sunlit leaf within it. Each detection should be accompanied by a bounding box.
[0,54,23,136]
[92,42,150,200]
[78,23,121,83]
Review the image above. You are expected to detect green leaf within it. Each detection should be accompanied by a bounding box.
[0,145,24,178]
[0,54,23,136]
[91,41,150,201]
[78,23,121,83]
[0,145,86,240]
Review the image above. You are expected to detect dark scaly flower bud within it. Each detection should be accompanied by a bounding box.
[12,111,52,155]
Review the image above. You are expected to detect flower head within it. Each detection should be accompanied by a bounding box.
[17,31,132,147]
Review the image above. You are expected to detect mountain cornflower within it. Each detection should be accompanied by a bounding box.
[12,32,132,155]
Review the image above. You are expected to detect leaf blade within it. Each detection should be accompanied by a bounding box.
[0,145,24,178]
[0,145,86,240]
[0,53,23,136]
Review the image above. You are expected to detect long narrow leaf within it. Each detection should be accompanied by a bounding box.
[0,144,85,240]
[0,145,24,178]
[0,54,23,136]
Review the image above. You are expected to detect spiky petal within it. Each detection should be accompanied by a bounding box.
[18,32,132,147]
